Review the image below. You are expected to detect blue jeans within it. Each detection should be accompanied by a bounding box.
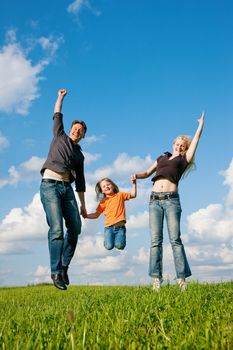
[40,181,81,274]
[149,192,191,279]
[104,225,126,250]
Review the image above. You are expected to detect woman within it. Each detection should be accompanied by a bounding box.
[134,112,204,291]
[40,89,87,290]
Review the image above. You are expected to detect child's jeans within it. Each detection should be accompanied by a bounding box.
[104,225,126,250]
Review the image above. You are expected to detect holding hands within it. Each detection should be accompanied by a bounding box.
[80,205,87,218]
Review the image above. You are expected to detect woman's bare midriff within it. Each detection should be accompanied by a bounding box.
[152,177,178,193]
[43,169,71,182]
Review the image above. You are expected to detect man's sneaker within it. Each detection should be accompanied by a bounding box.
[51,273,67,290]
[152,278,162,291]
[61,266,70,285]
[177,278,187,291]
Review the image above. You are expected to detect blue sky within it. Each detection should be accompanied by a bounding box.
[0,0,233,287]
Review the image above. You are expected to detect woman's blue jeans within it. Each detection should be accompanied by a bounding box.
[149,192,191,279]
[40,181,81,274]
[104,225,126,250]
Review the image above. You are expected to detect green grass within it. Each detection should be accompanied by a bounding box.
[0,282,232,349]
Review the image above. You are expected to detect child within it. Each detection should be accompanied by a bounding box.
[84,176,137,250]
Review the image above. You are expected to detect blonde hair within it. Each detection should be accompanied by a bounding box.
[173,135,196,178]
[95,178,119,199]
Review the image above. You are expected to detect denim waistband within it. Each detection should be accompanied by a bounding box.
[106,223,126,229]
[42,178,70,186]
[150,192,179,201]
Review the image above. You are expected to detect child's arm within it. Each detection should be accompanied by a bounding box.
[85,211,101,219]
[129,175,137,199]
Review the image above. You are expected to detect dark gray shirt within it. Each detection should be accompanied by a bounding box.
[40,112,86,192]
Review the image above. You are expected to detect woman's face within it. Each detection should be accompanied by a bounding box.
[173,138,188,154]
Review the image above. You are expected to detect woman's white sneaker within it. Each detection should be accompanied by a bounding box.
[177,278,187,291]
[152,278,162,291]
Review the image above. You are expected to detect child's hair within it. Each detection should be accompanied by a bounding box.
[173,135,196,178]
[95,178,119,199]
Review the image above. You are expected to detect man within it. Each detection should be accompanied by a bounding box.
[40,89,87,290]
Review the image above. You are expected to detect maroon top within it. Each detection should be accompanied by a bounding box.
[151,152,188,185]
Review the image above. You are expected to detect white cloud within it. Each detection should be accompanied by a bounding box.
[125,268,135,277]
[186,159,233,244]
[221,158,233,206]
[0,156,45,188]
[38,36,63,56]
[34,265,50,277]
[86,153,154,184]
[0,30,63,115]
[83,151,101,165]
[0,42,43,115]
[68,0,86,13]
[0,193,47,245]
[72,233,131,276]
[33,276,51,285]
[187,204,233,243]
[183,159,233,280]
[76,235,108,259]
[133,247,149,264]
[67,0,101,16]
[79,252,129,274]
[127,210,149,230]
[32,265,51,285]
[83,134,105,146]
[0,242,31,255]
[0,165,20,187]
[187,244,233,265]
[21,156,45,172]
[0,131,9,151]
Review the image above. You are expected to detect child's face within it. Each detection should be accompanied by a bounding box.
[100,180,114,196]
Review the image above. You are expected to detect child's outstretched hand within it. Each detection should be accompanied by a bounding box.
[130,175,137,198]
[131,174,137,184]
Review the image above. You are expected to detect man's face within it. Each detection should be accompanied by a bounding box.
[69,123,85,143]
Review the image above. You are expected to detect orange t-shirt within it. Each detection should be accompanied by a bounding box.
[96,192,131,227]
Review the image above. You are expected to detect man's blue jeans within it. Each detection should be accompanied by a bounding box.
[104,225,126,250]
[40,181,81,274]
[149,192,191,279]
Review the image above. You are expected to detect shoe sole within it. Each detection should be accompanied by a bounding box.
[53,282,67,290]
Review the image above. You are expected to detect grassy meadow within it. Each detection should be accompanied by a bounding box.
[0,282,232,349]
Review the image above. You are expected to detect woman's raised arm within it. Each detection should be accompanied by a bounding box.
[186,112,205,163]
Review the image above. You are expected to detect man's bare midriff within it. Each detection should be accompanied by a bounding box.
[152,177,178,193]
[43,169,71,182]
